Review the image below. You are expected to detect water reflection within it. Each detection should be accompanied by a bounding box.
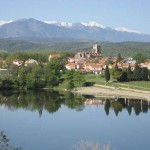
[104,98,150,116]
[0,91,85,117]
[0,91,150,117]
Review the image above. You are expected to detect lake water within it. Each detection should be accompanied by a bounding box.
[0,90,150,150]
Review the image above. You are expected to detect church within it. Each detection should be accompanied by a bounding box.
[75,43,102,59]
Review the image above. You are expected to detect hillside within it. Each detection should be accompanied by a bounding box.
[0,38,150,58]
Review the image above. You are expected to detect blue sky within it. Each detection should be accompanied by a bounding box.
[0,0,149,34]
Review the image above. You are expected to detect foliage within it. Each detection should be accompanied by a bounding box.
[66,70,85,90]
[127,64,133,81]
[133,52,146,63]
[133,63,142,81]
[0,131,22,150]
[104,59,113,65]
[105,65,110,82]
[116,53,122,62]
[112,64,127,82]
[141,67,149,81]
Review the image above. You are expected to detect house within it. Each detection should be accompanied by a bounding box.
[25,59,38,66]
[84,63,104,74]
[65,63,76,70]
[67,57,75,63]
[140,62,150,70]
[48,54,60,61]
[13,60,23,66]
[124,57,136,64]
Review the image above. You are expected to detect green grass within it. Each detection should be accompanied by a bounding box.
[52,73,150,92]
[84,74,150,91]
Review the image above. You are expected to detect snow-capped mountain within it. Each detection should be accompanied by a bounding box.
[0,18,149,42]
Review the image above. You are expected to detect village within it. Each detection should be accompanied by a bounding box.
[65,43,150,73]
[0,43,150,75]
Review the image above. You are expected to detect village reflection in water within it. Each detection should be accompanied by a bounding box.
[0,90,149,117]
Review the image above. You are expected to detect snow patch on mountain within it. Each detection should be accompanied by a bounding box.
[0,20,13,26]
[45,21,73,27]
[81,21,106,29]
[115,27,142,34]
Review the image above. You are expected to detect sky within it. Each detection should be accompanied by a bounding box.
[0,0,150,34]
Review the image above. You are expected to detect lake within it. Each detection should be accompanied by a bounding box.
[0,90,150,150]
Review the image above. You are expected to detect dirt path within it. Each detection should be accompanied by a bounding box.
[76,86,150,101]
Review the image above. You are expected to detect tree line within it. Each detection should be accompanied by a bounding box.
[105,63,149,82]
[0,56,84,90]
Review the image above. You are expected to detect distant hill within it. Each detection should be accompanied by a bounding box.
[0,18,150,42]
[0,38,150,58]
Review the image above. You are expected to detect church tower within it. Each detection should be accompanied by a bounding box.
[92,43,101,54]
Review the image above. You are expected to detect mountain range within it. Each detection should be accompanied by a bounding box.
[0,18,150,42]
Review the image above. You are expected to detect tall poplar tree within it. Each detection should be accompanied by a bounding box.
[133,63,141,81]
[105,65,110,82]
[127,64,133,81]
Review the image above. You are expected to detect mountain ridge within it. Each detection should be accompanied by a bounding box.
[0,18,150,42]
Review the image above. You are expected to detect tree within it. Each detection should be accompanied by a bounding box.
[112,63,119,76]
[105,59,113,65]
[112,63,127,82]
[133,63,142,81]
[116,53,122,62]
[127,64,133,81]
[141,67,149,81]
[73,71,85,87]
[105,65,110,82]
[133,53,146,64]
[66,70,75,90]
[0,131,22,150]
[17,66,27,89]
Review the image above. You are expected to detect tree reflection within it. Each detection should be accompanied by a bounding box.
[64,92,85,111]
[104,98,150,116]
[0,90,85,116]
[104,99,110,116]
[0,91,149,117]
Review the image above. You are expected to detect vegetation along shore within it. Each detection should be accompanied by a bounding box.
[0,43,150,100]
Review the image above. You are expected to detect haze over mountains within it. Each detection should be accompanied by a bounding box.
[0,18,150,42]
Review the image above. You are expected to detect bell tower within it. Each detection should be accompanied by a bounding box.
[92,43,101,54]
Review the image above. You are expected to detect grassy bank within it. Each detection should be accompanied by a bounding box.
[84,74,150,91]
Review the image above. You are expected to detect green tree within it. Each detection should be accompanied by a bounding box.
[105,65,110,82]
[133,63,142,81]
[141,67,149,81]
[112,63,119,76]
[17,66,27,89]
[105,59,113,65]
[73,71,85,87]
[127,64,133,81]
[133,53,146,64]
[116,53,122,62]
[66,70,75,90]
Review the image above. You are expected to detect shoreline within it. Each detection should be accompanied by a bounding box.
[75,85,150,101]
